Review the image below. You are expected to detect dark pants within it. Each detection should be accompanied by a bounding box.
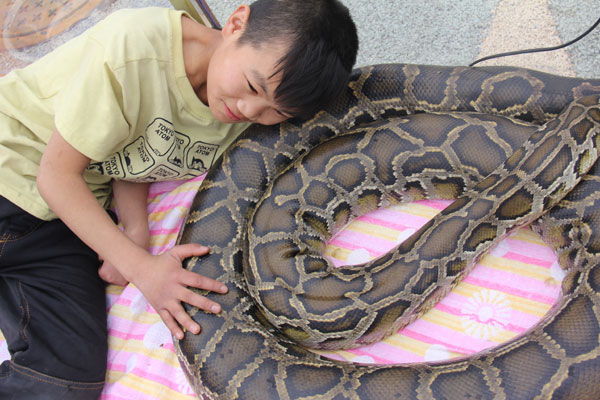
[0,196,108,399]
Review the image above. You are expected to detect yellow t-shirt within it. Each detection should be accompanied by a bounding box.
[0,7,250,220]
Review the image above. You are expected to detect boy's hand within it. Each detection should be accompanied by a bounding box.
[99,260,128,286]
[131,243,228,340]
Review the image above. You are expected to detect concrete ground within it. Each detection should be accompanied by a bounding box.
[209,0,599,78]
[1,1,596,78]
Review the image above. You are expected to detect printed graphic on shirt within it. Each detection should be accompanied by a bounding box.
[168,131,191,169]
[187,141,219,173]
[124,136,155,175]
[86,117,220,181]
[87,153,125,178]
[144,164,180,181]
[148,119,174,155]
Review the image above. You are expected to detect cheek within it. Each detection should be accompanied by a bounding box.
[216,58,244,95]
[258,112,289,126]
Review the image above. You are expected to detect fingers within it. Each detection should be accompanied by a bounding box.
[168,244,229,309]
[168,243,211,261]
[157,308,188,340]
[181,268,228,294]
[158,289,220,340]
[143,244,230,339]
[180,283,223,313]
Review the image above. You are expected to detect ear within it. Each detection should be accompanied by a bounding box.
[222,5,250,38]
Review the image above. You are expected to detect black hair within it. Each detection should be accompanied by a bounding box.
[238,0,359,117]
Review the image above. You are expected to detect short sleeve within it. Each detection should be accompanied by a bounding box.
[54,36,130,162]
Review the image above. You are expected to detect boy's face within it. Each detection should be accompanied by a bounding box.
[206,6,293,126]
[206,41,292,125]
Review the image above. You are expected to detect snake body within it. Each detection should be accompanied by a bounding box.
[176,64,600,399]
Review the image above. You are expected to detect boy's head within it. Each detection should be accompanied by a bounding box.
[238,0,358,118]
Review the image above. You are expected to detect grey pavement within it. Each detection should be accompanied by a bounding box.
[208,0,599,78]
[2,1,596,78]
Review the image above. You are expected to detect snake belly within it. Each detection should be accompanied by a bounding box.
[176,64,600,400]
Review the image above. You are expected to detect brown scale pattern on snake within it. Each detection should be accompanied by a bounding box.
[176,64,600,400]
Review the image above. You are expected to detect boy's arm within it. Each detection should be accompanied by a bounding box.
[99,180,151,286]
[37,129,227,339]
[113,180,151,249]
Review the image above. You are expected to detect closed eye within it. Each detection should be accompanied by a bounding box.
[247,80,258,94]
[275,109,289,118]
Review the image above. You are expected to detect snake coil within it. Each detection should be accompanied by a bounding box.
[177,64,600,400]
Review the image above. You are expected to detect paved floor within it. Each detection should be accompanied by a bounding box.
[0,1,596,77]
[210,0,599,78]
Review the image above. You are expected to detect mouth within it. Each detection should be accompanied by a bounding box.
[224,103,242,122]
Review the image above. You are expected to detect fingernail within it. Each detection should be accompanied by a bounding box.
[211,305,221,313]
[220,285,228,293]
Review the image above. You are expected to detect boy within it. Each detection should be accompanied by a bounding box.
[0,0,358,398]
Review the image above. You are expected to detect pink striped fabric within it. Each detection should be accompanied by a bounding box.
[0,176,562,399]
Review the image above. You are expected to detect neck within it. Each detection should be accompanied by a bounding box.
[181,16,220,104]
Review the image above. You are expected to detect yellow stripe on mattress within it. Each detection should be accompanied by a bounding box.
[418,308,521,344]
[106,285,126,296]
[477,255,555,281]
[453,283,554,317]
[105,372,193,400]
[325,245,355,260]
[108,303,163,325]
[510,226,547,245]
[148,207,187,224]
[393,202,444,218]
[343,220,408,242]
[108,337,181,368]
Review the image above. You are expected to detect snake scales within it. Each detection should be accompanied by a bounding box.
[176,64,600,399]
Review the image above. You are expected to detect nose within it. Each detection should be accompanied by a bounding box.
[238,97,267,122]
